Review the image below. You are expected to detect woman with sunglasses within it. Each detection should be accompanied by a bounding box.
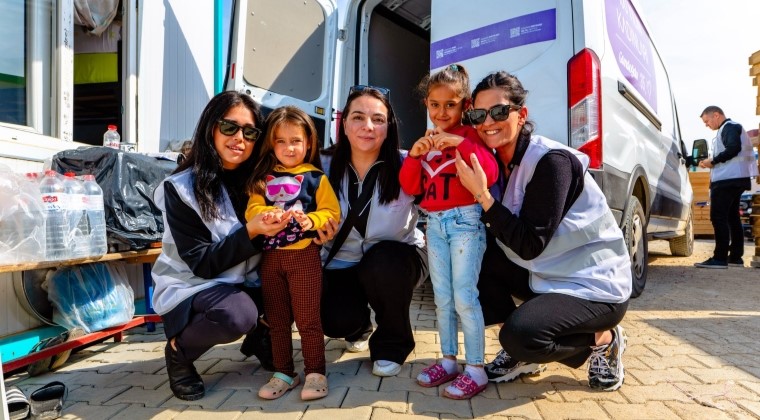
[454,71,632,392]
[151,91,337,401]
[320,85,427,377]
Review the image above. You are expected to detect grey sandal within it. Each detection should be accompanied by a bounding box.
[6,386,30,420]
[29,381,66,420]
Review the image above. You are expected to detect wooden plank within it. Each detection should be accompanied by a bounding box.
[751,63,760,76]
[750,49,760,66]
[0,249,161,274]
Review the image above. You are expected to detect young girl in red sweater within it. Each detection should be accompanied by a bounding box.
[399,64,498,399]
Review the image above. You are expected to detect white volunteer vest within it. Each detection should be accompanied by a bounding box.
[495,136,632,303]
[711,120,758,182]
[151,169,261,315]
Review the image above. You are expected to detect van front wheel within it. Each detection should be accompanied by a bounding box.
[623,196,648,298]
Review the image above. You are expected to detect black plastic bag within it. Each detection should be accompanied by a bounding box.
[51,146,176,250]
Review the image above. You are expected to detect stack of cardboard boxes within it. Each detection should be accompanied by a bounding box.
[688,171,713,236]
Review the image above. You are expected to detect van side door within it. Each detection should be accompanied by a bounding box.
[226,0,338,146]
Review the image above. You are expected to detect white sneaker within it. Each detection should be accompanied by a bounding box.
[372,360,401,377]
[345,339,369,353]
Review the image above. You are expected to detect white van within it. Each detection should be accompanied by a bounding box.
[226,0,694,297]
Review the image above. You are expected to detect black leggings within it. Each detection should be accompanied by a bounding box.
[174,284,259,362]
[321,241,422,364]
[478,234,628,368]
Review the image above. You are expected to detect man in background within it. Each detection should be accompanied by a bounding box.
[695,106,758,268]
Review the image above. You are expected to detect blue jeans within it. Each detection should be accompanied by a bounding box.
[426,203,486,365]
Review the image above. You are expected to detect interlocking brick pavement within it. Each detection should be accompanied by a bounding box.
[5,239,760,419]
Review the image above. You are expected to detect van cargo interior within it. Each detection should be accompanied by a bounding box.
[368,1,431,148]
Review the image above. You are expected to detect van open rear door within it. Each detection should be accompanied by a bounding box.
[226,0,338,145]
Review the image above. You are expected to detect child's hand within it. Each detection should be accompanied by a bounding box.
[409,132,435,158]
[262,208,291,224]
[246,211,290,238]
[291,209,314,231]
[431,129,464,150]
[261,211,275,223]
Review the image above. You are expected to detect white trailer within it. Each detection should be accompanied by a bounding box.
[0,0,218,338]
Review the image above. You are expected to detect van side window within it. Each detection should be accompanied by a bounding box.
[243,0,327,102]
[654,63,676,139]
[0,0,54,133]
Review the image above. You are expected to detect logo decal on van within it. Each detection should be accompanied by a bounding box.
[605,0,657,112]
[430,9,556,69]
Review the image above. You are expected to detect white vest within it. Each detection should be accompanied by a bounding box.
[151,169,261,315]
[320,159,424,268]
[711,120,759,182]
[495,136,632,303]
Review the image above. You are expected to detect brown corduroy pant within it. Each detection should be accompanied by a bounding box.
[260,242,325,376]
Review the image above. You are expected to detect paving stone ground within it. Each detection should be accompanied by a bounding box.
[6,239,760,419]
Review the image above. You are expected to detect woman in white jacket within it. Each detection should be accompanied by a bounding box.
[320,86,427,377]
[455,71,632,392]
[152,91,336,400]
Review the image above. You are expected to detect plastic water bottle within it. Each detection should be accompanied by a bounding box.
[39,170,69,260]
[103,125,121,149]
[63,172,89,258]
[83,174,107,256]
[14,174,46,263]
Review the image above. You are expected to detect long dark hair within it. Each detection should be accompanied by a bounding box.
[329,88,401,204]
[472,71,534,141]
[174,90,265,221]
[249,105,322,195]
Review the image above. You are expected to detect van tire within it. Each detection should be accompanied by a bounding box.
[669,210,694,257]
[623,196,648,298]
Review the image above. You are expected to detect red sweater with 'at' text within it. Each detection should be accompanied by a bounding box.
[399,125,499,212]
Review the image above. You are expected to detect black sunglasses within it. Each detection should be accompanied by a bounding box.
[349,84,391,98]
[465,104,522,125]
[217,119,262,141]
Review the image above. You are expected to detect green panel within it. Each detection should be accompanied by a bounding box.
[74,53,118,84]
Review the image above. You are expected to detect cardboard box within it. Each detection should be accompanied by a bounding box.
[689,171,713,236]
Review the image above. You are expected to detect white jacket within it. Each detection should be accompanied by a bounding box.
[320,155,425,269]
[711,120,759,182]
[151,169,260,315]
[496,136,632,303]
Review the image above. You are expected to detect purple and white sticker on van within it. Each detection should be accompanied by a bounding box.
[605,0,657,112]
[430,9,556,69]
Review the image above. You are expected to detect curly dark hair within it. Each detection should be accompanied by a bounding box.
[174,90,265,221]
[328,87,401,204]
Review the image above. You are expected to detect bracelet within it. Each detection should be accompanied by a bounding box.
[473,188,489,202]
